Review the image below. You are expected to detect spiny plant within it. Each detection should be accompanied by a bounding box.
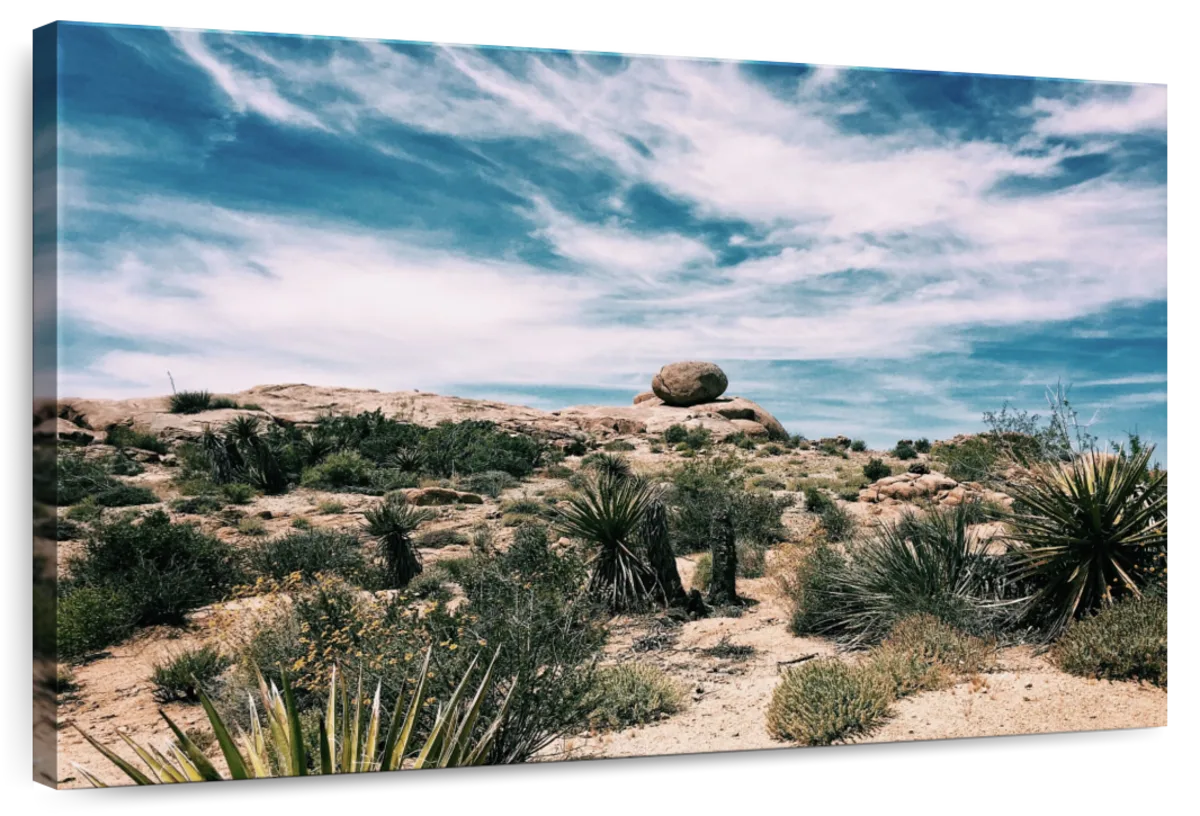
[199,417,288,494]
[581,451,633,481]
[151,645,232,703]
[363,494,434,588]
[558,471,659,612]
[169,390,214,414]
[74,648,512,785]
[1003,445,1167,633]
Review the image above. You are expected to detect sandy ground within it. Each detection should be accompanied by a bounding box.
[51,417,1166,787]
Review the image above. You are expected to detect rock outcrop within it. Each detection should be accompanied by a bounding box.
[651,361,728,407]
[858,471,1012,508]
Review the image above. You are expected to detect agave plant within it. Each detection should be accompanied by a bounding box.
[1002,445,1167,632]
[364,494,434,588]
[73,647,512,785]
[558,471,658,612]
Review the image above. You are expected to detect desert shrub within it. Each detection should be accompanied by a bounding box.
[691,553,713,592]
[892,441,918,460]
[767,658,892,746]
[914,438,931,454]
[95,482,159,507]
[667,458,789,553]
[316,499,345,515]
[750,475,786,491]
[790,506,1006,645]
[584,663,684,730]
[663,424,688,445]
[209,396,239,410]
[762,443,785,456]
[870,614,996,697]
[458,470,517,498]
[544,464,574,479]
[246,529,366,582]
[726,431,756,450]
[907,461,930,475]
[220,482,255,504]
[417,419,544,478]
[1053,597,1167,687]
[52,518,85,541]
[604,439,636,452]
[684,427,712,450]
[105,424,169,454]
[291,516,312,530]
[150,644,232,703]
[500,497,550,517]
[931,436,1002,483]
[850,439,867,452]
[169,390,214,414]
[819,442,848,458]
[64,497,103,522]
[820,504,857,543]
[66,511,237,627]
[415,529,470,549]
[469,523,495,553]
[56,452,136,506]
[301,450,374,490]
[701,636,756,661]
[785,543,850,637]
[238,517,267,536]
[862,458,890,481]
[580,452,632,481]
[405,571,453,602]
[803,486,833,514]
[58,585,138,660]
[170,494,224,515]
[195,417,289,494]
[1004,445,1167,631]
[737,540,767,578]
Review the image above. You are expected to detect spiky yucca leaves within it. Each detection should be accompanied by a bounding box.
[801,505,1002,646]
[73,648,513,785]
[364,494,434,588]
[640,497,686,606]
[582,452,632,481]
[197,417,288,494]
[1003,445,1167,632]
[169,390,213,414]
[559,471,659,612]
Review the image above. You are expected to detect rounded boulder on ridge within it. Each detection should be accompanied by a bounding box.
[651,361,728,406]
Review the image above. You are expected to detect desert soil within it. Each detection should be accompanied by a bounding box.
[51,386,1167,786]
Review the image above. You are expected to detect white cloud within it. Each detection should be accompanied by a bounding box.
[1031,84,1166,136]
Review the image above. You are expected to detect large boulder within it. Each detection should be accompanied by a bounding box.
[651,362,728,407]
[691,397,788,441]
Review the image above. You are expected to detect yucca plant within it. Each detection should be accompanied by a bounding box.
[73,647,512,785]
[1002,445,1167,633]
[169,390,214,414]
[364,494,434,588]
[558,471,658,612]
[799,504,1004,646]
[582,452,632,481]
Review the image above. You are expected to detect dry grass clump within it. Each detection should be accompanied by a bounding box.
[585,663,685,730]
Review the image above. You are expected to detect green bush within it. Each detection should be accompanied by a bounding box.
[458,470,517,498]
[220,482,255,504]
[749,475,786,491]
[914,438,931,454]
[316,499,345,515]
[238,517,267,536]
[726,431,757,450]
[850,439,867,452]
[58,585,138,660]
[820,503,857,543]
[415,529,470,549]
[169,390,214,414]
[95,483,159,507]
[803,486,833,514]
[667,458,790,553]
[684,427,712,450]
[767,658,892,746]
[604,439,636,452]
[691,553,712,592]
[170,494,225,515]
[585,663,684,730]
[862,458,890,481]
[301,450,374,490]
[150,644,232,703]
[663,424,688,445]
[892,441,918,460]
[56,453,134,506]
[246,529,366,582]
[1053,597,1167,687]
[931,436,1002,482]
[105,424,169,454]
[66,510,237,627]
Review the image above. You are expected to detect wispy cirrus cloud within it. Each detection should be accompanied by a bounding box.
[50,23,1167,456]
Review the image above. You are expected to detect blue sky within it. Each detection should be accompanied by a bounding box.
[42,22,1168,459]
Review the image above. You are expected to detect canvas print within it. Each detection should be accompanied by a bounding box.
[33,21,1167,789]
